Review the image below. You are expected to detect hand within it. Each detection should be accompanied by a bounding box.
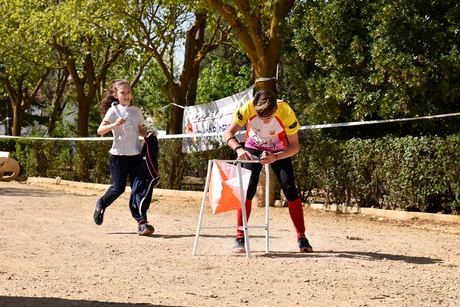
[115,117,126,127]
[260,151,278,164]
[235,148,252,160]
[146,130,158,138]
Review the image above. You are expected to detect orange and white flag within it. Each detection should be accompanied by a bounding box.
[208,162,251,214]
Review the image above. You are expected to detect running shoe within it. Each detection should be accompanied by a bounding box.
[138,223,155,236]
[93,199,104,225]
[298,237,313,253]
[232,238,246,253]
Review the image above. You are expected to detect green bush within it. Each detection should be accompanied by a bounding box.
[1,133,458,214]
[342,138,384,207]
[294,130,348,204]
[293,133,459,214]
[4,139,111,183]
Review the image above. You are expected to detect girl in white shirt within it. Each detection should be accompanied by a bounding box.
[93,79,154,236]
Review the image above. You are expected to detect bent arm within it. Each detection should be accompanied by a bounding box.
[260,133,300,164]
[223,122,242,151]
[138,125,146,137]
[223,122,251,160]
[97,118,124,136]
[277,133,300,159]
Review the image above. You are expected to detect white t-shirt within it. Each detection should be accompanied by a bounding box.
[103,104,144,156]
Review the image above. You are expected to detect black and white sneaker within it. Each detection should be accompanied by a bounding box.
[298,237,313,253]
[138,223,155,236]
[93,199,104,225]
[232,238,246,253]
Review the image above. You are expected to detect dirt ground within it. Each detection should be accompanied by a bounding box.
[0,179,459,307]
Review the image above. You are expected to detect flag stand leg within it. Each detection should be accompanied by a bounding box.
[192,160,213,256]
[264,164,270,254]
[237,163,251,257]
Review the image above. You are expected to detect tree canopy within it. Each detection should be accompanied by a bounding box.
[282,0,460,127]
[0,0,458,138]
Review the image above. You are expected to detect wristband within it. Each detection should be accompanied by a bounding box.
[226,136,237,145]
[234,145,243,152]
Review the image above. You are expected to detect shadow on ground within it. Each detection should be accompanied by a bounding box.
[261,250,443,264]
[0,296,177,307]
[0,187,83,198]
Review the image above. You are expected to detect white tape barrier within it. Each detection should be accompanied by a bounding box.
[304,112,460,129]
[0,112,459,141]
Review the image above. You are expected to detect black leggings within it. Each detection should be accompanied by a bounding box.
[243,147,299,201]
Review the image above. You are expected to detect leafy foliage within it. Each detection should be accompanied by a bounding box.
[196,52,252,104]
[4,132,458,214]
[283,0,460,128]
[292,132,460,214]
[1,0,459,212]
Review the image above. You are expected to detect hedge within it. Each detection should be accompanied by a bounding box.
[293,132,459,214]
[1,133,458,214]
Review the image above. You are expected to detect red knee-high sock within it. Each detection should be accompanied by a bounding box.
[288,198,306,239]
[236,199,252,238]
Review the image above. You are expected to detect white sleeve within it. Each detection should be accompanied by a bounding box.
[103,107,117,123]
[137,107,145,125]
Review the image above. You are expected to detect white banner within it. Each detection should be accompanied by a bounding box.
[182,86,254,152]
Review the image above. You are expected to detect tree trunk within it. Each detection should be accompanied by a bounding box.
[253,60,280,207]
[130,8,224,189]
[10,99,23,137]
[48,69,69,135]
[54,41,122,137]
[5,71,49,136]
[162,61,200,189]
[162,82,186,189]
[3,78,24,136]
[160,12,215,189]
[208,0,295,206]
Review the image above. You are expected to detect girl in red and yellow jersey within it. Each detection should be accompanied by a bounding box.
[224,90,313,253]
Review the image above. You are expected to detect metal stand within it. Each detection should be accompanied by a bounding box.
[192,159,270,257]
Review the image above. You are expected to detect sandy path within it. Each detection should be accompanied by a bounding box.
[0,180,459,306]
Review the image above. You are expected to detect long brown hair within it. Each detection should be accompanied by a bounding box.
[99,79,132,117]
[253,90,277,117]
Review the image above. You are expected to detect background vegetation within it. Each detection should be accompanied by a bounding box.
[1,0,459,213]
